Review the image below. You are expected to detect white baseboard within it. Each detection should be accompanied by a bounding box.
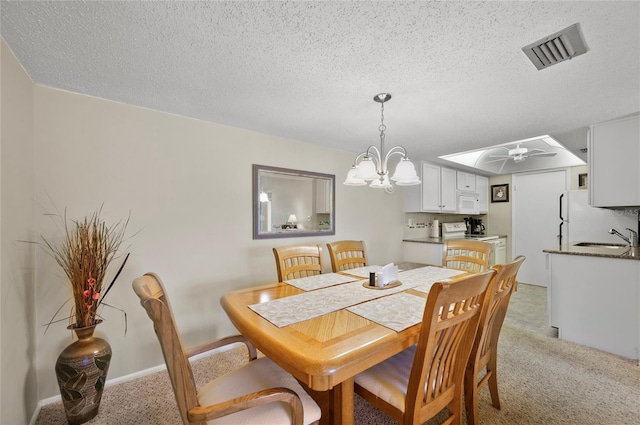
[28,402,42,425]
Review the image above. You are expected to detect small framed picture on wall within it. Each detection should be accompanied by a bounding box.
[578,173,588,188]
[491,184,509,203]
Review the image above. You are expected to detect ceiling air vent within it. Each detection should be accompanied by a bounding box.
[522,23,589,70]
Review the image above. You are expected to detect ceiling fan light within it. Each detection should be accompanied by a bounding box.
[508,146,528,156]
[354,157,378,180]
[343,166,367,186]
[390,158,420,183]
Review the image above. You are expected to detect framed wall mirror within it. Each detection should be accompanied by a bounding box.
[253,164,335,239]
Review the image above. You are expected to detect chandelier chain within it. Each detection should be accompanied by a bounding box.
[379,101,386,159]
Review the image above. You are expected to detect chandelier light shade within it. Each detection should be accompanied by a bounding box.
[343,166,367,186]
[344,93,420,190]
[391,157,420,183]
[354,157,378,180]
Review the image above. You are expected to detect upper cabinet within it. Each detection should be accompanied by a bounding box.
[456,171,476,192]
[404,162,457,213]
[589,114,640,208]
[476,175,489,213]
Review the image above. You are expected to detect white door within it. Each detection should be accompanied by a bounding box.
[513,170,567,286]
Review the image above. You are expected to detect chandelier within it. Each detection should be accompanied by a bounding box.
[343,93,420,189]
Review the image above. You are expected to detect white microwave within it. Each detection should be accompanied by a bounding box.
[457,191,479,214]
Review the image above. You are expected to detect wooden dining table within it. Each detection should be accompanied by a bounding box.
[220,262,444,425]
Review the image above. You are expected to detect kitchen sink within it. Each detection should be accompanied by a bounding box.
[573,242,628,249]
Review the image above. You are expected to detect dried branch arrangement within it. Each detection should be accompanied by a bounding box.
[40,208,130,329]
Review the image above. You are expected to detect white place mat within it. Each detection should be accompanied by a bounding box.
[284,273,358,291]
[250,266,465,327]
[398,266,465,293]
[249,279,410,327]
[347,292,427,332]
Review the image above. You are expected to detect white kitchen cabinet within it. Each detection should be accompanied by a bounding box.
[476,175,489,213]
[402,242,444,265]
[404,162,456,213]
[456,171,476,192]
[589,114,640,207]
[490,236,507,266]
[547,253,640,360]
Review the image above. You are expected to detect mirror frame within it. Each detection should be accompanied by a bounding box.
[253,164,335,239]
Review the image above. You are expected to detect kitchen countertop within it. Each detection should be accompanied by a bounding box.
[543,244,640,260]
[403,237,445,244]
[403,235,506,244]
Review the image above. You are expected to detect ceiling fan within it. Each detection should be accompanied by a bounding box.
[487,144,557,163]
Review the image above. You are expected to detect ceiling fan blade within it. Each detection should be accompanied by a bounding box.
[488,154,512,159]
[526,152,557,157]
[527,148,546,154]
[485,158,509,164]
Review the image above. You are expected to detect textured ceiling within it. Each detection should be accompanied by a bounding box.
[2,1,639,174]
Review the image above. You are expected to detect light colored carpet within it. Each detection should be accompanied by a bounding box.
[504,282,558,338]
[36,284,640,425]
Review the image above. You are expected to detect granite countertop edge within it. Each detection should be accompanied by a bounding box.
[543,245,640,261]
[402,237,445,244]
[403,235,507,244]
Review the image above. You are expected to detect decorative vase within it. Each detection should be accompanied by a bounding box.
[55,322,112,425]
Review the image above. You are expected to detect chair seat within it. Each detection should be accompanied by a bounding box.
[199,357,322,425]
[354,345,416,413]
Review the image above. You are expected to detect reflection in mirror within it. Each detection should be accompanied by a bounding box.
[253,164,335,239]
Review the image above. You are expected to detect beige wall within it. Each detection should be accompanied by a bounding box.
[1,39,37,423]
[32,86,406,400]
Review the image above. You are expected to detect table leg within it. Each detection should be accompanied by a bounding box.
[300,378,354,425]
[332,377,354,425]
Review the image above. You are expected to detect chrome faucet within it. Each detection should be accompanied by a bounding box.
[609,228,639,247]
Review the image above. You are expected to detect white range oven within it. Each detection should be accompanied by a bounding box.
[442,222,506,266]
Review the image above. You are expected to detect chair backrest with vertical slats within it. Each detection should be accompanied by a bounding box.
[472,255,525,374]
[405,269,496,424]
[273,244,324,282]
[326,240,368,272]
[443,239,492,273]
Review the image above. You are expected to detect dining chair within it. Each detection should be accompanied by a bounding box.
[132,273,321,425]
[443,239,492,273]
[354,269,496,425]
[273,244,324,282]
[326,240,368,272]
[464,255,526,425]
